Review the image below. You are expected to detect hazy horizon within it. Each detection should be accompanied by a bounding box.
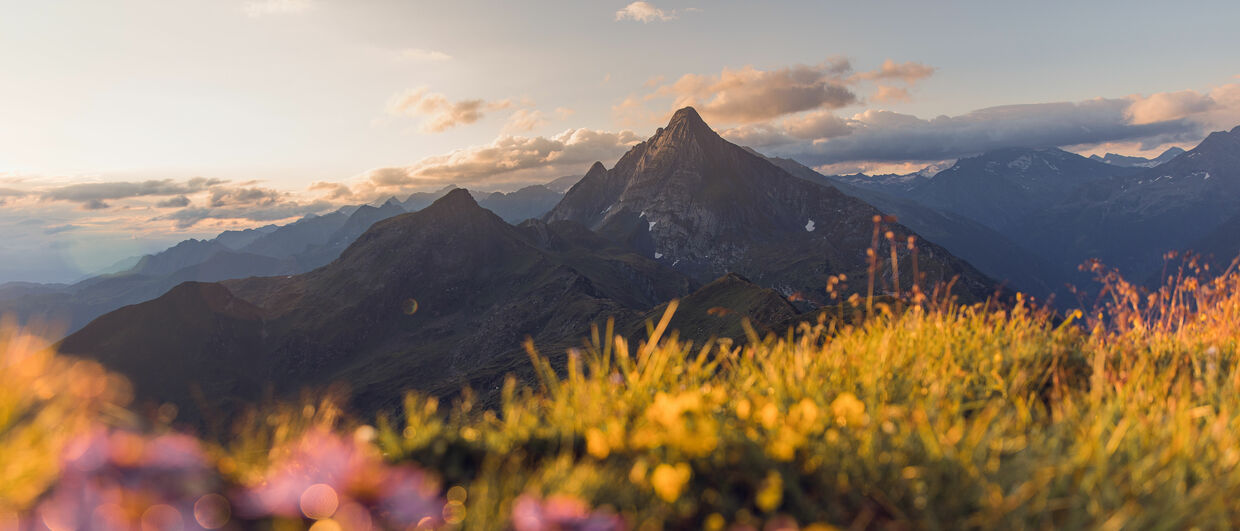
[3,0,1240,282]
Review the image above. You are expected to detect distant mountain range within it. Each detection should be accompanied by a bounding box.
[803,129,1240,300]
[1,183,571,333]
[754,153,1069,300]
[1089,147,1186,168]
[55,107,1000,423]
[37,105,1240,425]
[1023,126,1240,279]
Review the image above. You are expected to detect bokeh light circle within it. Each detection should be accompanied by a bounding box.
[300,483,340,520]
[193,494,231,529]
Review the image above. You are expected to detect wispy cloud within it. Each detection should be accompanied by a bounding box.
[502,109,548,134]
[155,199,333,229]
[386,88,514,133]
[850,59,936,85]
[615,1,685,23]
[40,178,225,210]
[242,0,315,18]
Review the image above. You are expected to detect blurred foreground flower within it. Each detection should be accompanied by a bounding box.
[512,494,626,531]
[0,320,132,513]
[35,427,222,530]
[234,427,444,529]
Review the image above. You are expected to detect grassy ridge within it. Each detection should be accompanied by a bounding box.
[4,258,1240,528]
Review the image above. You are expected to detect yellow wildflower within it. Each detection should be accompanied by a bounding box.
[585,427,610,459]
[830,392,867,427]
[788,398,819,431]
[651,463,692,503]
[629,459,648,486]
[755,470,783,512]
[759,402,780,430]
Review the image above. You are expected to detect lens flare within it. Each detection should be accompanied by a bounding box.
[193,494,231,529]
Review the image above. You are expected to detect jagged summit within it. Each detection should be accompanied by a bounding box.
[664,106,712,133]
[643,106,726,157]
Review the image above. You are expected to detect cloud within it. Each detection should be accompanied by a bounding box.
[156,200,334,229]
[503,109,547,133]
[309,181,356,200]
[354,128,642,193]
[851,59,936,85]
[783,110,855,140]
[873,85,912,103]
[395,48,452,62]
[43,224,80,235]
[243,0,314,17]
[640,59,858,125]
[615,1,682,23]
[756,99,1204,166]
[41,177,225,209]
[207,186,284,207]
[1125,84,1240,129]
[155,195,191,208]
[1126,89,1215,125]
[0,188,26,206]
[386,88,514,133]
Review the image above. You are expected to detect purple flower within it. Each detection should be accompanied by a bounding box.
[235,428,443,528]
[512,494,627,531]
[34,427,220,530]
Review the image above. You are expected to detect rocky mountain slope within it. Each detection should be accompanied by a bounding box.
[760,153,1070,301]
[1022,126,1240,280]
[545,107,997,302]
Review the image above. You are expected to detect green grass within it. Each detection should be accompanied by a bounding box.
[5,258,1240,529]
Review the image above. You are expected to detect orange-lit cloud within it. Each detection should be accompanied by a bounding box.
[851,59,936,85]
[873,85,912,103]
[309,181,355,201]
[1126,83,1240,129]
[386,88,514,133]
[1126,89,1216,125]
[351,128,642,193]
[647,59,857,124]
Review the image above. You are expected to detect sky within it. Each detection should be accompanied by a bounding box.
[2,0,1240,283]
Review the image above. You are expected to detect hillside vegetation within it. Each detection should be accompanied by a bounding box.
[4,256,1240,529]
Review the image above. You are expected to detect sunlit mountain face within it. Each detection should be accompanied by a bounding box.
[5,2,1240,528]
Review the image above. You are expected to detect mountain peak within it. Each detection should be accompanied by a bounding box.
[668,106,705,126]
[426,187,483,213]
[586,161,607,176]
[643,106,725,158]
